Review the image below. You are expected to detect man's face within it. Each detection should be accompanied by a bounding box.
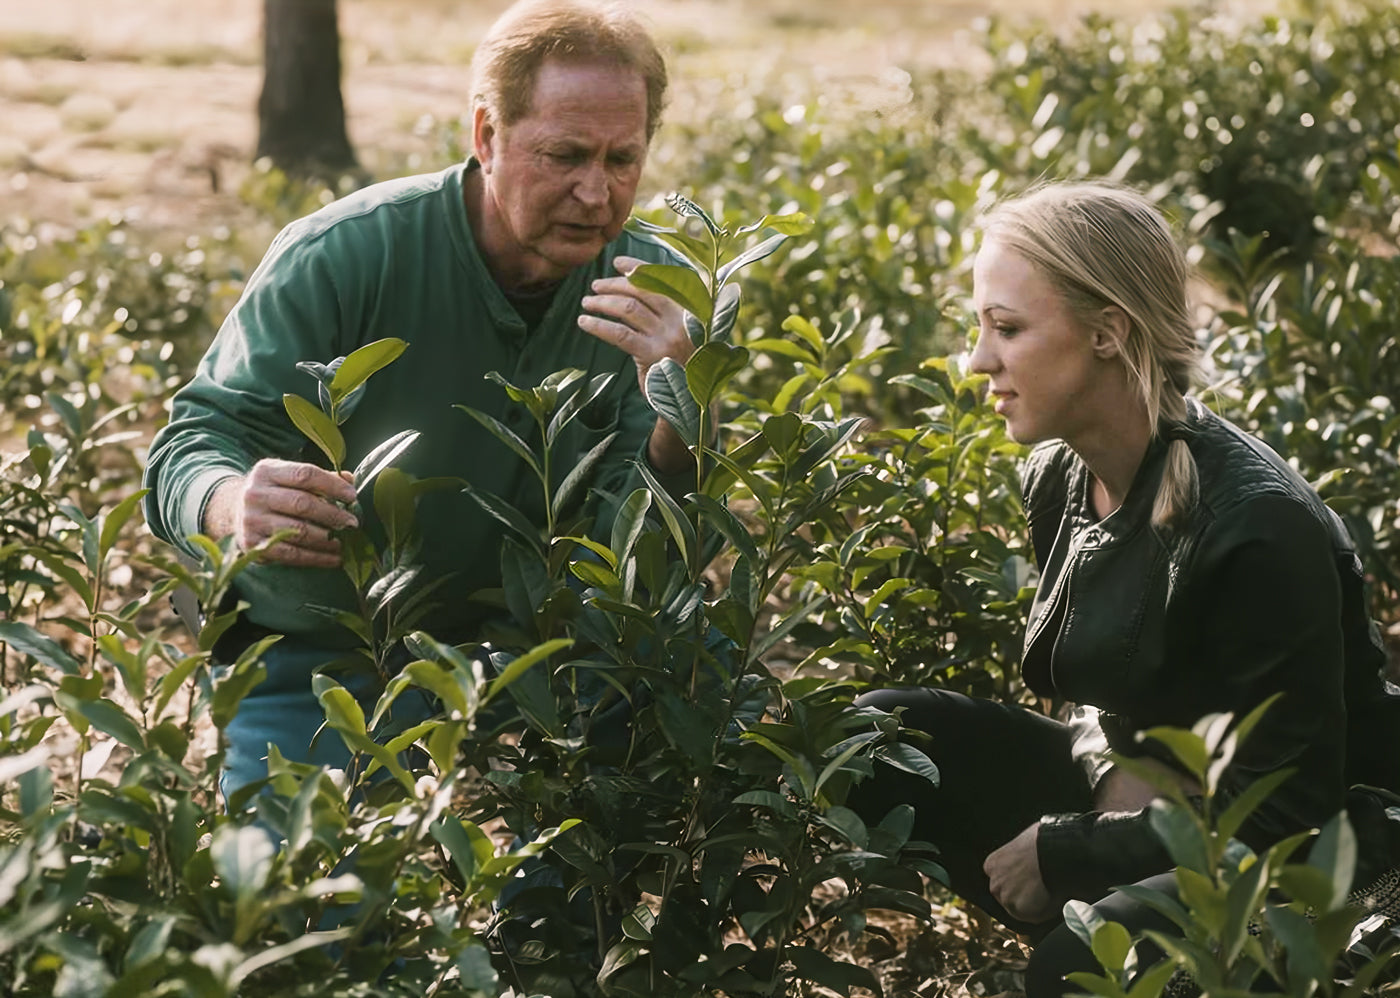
[475,59,649,290]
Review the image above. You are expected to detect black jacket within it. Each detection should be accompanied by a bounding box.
[1021,398,1396,900]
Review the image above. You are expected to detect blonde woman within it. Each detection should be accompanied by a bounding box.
[851,182,1399,995]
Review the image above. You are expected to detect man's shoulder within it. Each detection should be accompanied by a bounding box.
[280,165,464,248]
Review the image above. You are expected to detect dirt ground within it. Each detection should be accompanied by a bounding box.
[0,0,1277,239]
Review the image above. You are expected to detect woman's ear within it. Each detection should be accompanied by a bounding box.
[1091,305,1131,359]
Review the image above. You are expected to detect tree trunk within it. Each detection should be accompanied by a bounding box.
[256,0,358,178]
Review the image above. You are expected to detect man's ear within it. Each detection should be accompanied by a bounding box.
[1091,305,1131,359]
[473,106,496,173]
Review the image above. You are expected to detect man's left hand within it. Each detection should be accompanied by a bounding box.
[578,254,697,474]
[984,821,1059,924]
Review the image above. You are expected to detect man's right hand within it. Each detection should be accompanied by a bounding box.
[204,459,359,568]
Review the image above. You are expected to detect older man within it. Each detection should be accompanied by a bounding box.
[143,0,695,794]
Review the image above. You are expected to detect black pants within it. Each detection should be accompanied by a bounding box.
[848,688,1178,997]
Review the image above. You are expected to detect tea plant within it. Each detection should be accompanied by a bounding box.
[440,197,946,997]
[1065,702,1400,997]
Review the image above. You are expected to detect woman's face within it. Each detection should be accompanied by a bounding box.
[970,237,1106,446]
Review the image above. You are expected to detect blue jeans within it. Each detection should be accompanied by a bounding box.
[220,638,437,802]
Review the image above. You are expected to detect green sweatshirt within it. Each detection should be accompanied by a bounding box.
[143,161,686,646]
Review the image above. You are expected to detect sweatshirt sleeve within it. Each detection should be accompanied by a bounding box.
[142,223,359,556]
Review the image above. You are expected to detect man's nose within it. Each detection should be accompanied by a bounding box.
[573,162,609,207]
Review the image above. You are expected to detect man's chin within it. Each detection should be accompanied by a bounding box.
[544,235,609,268]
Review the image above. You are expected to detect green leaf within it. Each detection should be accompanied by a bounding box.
[352,429,419,493]
[1216,766,1294,842]
[461,482,545,555]
[817,806,868,849]
[599,940,645,984]
[1228,693,1283,754]
[372,465,416,554]
[367,563,422,617]
[703,430,771,498]
[52,695,145,751]
[210,824,276,902]
[229,930,355,989]
[689,493,759,567]
[1063,899,1107,952]
[546,371,614,446]
[733,790,798,818]
[454,943,499,995]
[708,282,741,343]
[328,337,407,404]
[762,411,803,458]
[32,551,94,614]
[0,621,82,675]
[1126,960,1180,998]
[1307,810,1357,909]
[656,690,717,763]
[1221,850,1269,964]
[431,814,482,885]
[628,216,713,270]
[399,658,475,720]
[627,263,713,325]
[554,534,619,570]
[154,649,204,722]
[312,675,369,741]
[1266,904,1333,984]
[636,458,698,570]
[283,393,345,469]
[1090,920,1134,978]
[454,405,542,481]
[751,593,828,662]
[552,430,619,519]
[781,314,826,357]
[1148,800,1210,872]
[786,944,879,997]
[863,577,913,618]
[685,342,750,409]
[483,638,574,705]
[1138,726,1209,781]
[210,650,271,729]
[736,211,812,237]
[663,192,723,238]
[609,489,652,568]
[646,357,701,446]
[873,742,939,785]
[98,489,148,564]
[717,232,788,286]
[570,559,621,592]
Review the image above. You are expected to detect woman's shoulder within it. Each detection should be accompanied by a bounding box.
[1182,400,1355,551]
[1020,439,1079,511]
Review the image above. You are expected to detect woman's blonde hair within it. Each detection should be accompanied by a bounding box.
[982,181,1200,528]
[471,0,668,141]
